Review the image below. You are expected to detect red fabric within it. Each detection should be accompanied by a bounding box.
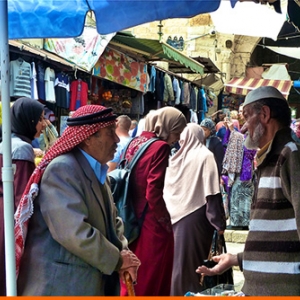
[14,105,116,277]
[0,159,35,295]
[120,132,174,296]
[69,79,88,111]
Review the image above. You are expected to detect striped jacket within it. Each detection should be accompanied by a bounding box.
[237,128,300,296]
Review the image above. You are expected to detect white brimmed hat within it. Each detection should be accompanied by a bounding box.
[244,86,286,107]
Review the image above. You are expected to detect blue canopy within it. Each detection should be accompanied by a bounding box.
[8,0,238,39]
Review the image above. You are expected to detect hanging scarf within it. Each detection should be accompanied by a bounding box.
[222,130,244,186]
[14,105,117,276]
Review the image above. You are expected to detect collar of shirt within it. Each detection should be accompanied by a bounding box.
[256,140,272,167]
[79,148,108,184]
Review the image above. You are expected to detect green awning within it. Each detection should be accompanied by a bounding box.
[161,42,204,75]
[110,35,205,75]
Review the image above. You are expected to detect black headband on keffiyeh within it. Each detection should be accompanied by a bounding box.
[66,107,117,126]
[14,105,117,276]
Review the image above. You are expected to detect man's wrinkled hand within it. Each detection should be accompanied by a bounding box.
[196,253,238,276]
[120,249,141,270]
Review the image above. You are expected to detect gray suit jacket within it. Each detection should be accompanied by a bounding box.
[17,148,127,295]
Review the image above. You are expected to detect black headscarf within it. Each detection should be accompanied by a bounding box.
[11,97,45,141]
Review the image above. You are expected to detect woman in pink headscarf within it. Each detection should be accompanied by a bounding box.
[164,123,226,296]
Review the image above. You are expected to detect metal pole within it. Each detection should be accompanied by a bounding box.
[0,0,17,296]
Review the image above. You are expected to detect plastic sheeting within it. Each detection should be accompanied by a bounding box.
[210,0,288,41]
[8,0,238,39]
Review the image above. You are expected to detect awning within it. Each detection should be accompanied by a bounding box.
[9,40,86,71]
[193,74,224,92]
[110,35,205,75]
[224,77,293,97]
[191,56,220,74]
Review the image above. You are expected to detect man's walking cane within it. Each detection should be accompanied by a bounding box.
[124,271,135,296]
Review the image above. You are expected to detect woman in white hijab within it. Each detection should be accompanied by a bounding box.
[164,123,226,296]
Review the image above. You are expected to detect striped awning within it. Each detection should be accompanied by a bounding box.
[224,77,293,98]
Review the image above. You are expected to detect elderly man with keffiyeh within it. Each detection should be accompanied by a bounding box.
[15,105,140,296]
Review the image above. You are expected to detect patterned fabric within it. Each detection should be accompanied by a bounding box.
[240,146,256,181]
[125,135,149,163]
[222,130,244,186]
[229,176,254,227]
[14,105,117,276]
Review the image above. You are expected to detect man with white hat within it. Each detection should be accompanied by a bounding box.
[16,105,140,295]
[197,86,300,296]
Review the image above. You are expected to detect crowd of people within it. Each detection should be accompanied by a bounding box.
[0,85,300,296]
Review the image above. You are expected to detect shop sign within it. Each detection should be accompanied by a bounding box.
[93,47,148,93]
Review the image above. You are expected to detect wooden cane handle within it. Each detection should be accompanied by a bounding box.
[124,271,135,296]
[199,274,205,286]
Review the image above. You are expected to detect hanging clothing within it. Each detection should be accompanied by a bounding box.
[30,62,38,100]
[172,77,181,105]
[55,72,70,109]
[10,58,32,98]
[36,63,46,100]
[148,66,156,93]
[189,85,196,110]
[230,176,254,227]
[163,73,174,103]
[154,70,164,102]
[182,82,190,106]
[222,129,256,227]
[69,79,88,111]
[222,130,244,186]
[197,87,207,123]
[44,67,56,103]
[190,109,198,123]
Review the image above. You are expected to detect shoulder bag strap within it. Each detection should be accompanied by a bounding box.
[127,137,159,169]
[127,137,159,222]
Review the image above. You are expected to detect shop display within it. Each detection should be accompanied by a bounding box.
[101,88,133,114]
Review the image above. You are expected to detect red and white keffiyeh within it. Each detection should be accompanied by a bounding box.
[14,105,116,276]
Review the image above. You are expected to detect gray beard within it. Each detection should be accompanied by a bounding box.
[244,122,265,150]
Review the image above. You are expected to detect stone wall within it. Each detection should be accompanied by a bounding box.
[128,15,259,82]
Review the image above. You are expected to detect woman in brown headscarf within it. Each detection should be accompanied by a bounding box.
[120,107,187,296]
